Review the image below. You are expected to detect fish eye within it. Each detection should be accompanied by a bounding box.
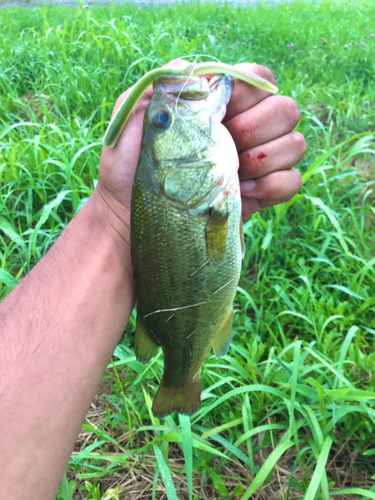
[154,110,171,129]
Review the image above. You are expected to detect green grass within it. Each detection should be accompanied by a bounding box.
[1,0,375,498]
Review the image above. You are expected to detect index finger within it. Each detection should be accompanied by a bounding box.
[224,63,277,121]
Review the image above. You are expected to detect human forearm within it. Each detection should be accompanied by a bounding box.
[0,188,133,500]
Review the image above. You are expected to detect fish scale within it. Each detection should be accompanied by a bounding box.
[130,74,243,417]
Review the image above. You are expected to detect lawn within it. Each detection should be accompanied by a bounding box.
[0,0,375,498]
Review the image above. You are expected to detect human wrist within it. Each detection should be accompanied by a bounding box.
[88,185,133,274]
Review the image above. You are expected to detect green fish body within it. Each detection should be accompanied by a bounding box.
[131,74,243,417]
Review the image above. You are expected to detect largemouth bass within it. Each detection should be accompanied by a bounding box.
[131,74,243,417]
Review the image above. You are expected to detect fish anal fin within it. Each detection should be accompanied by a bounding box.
[205,206,229,261]
[135,315,160,364]
[212,308,233,358]
[152,379,201,418]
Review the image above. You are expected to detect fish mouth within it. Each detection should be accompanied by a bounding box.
[153,75,210,101]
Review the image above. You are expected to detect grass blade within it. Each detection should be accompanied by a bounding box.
[303,436,333,500]
[330,489,375,499]
[180,414,193,500]
[153,445,178,500]
[0,269,19,289]
[241,441,294,500]
[60,473,73,500]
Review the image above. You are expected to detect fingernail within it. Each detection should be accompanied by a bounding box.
[240,180,256,193]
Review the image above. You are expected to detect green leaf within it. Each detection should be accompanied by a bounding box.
[324,388,375,401]
[241,441,294,500]
[324,285,364,301]
[335,326,359,389]
[143,387,160,426]
[60,473,73,500]
[0,269,18,288]
[292,384,319,400]
[193,384,285,422]
[153,445,178,500]
[324,405,375,435]
[30,190,71,257]
[152,464,160,500]
[0,121,42,140]
[330,489,375,499]
[261,220,274,250]
[204,432,252,467]
[277,311,314,326]
[305,196,348,253]
[180,415,193,500]
[233,485,244,496]
[303,436,333,500]
[303,404,324,448]
[235,424,288,447]
[102,488,119,500]
[202,418,242,438]
[191,436,235,461]
[206,467,229,497]
[242,395,255,472]
[0,222,27,254]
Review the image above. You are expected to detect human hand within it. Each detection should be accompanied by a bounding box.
[96,81,153,240]
[223,63,306,220]
[97,59,306,231]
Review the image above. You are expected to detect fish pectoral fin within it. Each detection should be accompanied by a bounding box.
[135,314,160,364]
[211,308,233,358]
[205,204,229,261]
[152,378,202,417]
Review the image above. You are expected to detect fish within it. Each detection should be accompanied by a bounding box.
[130,73,244,417]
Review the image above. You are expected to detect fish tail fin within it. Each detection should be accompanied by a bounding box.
[135,314,160,364]
[152,378,201,418]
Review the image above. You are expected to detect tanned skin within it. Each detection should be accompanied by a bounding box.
[0,60,306,500]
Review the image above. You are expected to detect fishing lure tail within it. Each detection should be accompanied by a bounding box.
[152,378,201,417]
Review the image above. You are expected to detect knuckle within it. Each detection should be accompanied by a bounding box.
[259,169,302,202]
[255,65,277,86]
[292,131,307,158]
[279,96,300,127]
[291,169,303,193]
[261,176,277,200]
[242,149,262,172]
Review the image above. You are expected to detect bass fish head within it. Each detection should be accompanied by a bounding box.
[144,74,234,163]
